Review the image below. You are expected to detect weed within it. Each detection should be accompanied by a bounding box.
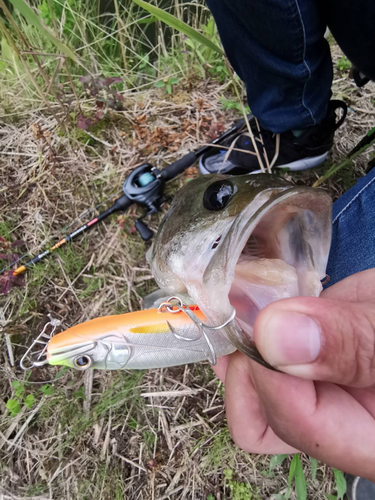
[154,76,179,94]
[310,457,318,480]
[219,97,250,114]
[40,384,55,396]
[327,469,347,500]
[197,426,234,472]
[0,221,13,241]
[78,275,103,298]
[261,454,289,478]
[223,468,261,500]
[337,56,351,72]
[5,380,35,417]
[142,429,156,451]
[26,482,49,496]
[288,454,307,500]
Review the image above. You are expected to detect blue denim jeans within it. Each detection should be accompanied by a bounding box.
[206,0,375,133]
[326,167,375,287]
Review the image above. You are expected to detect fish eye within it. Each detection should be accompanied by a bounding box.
[203,180,235,211]
[73,355,92,370]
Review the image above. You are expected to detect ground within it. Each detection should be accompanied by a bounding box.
[0,44,374,499]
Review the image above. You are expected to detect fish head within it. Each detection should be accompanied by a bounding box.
[148,174,332,363]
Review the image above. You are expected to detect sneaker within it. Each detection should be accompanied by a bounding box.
[199,100,347,175]
[346,474,375,500]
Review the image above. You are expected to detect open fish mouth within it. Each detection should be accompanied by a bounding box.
[201,186,332,358]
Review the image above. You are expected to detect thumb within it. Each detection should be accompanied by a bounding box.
[253,297,375,387]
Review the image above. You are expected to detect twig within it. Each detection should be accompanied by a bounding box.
[313,136,375,187]
[83,369,93,412]
[5,334,14,366]
[156,485,184,500]
[141,389,200,398]
[115,453,147,472]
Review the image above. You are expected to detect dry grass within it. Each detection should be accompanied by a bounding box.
[0,42,375,500]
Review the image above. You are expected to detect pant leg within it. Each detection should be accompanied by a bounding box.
[205,0,333,133]
[324,0,375,81]
[326,168,375,287]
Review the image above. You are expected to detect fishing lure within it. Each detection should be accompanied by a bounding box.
[20,298,236,371]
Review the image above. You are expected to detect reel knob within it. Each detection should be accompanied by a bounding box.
[135,219,154,241]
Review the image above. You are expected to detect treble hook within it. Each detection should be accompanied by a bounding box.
[158,297,236,366]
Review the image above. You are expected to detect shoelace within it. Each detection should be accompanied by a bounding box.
[217,100,347,173]
[220,117,280,173]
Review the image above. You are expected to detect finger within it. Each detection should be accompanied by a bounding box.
[224,352,297,454]
[212,354,230,383]
[250,361,375,481]
[322,269,375,302]
[253,296,375,387]
[339,385,375,418]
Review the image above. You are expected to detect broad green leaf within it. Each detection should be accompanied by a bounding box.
[154,80,165,88]
[24,394,34,409]
[12,380,25,398]
[310,457,318,480]
[40,384,54,396]
[294,455,307,500]
[132,0,223,55]
[6,0,78,62]
[333,469,347,500]
[6,398,21,416]
[169,77,179,85]
[166,83,172,94]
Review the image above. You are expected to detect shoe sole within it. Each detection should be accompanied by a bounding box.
[199,151,329,175]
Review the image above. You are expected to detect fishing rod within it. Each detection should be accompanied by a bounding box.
[5,116,248,277]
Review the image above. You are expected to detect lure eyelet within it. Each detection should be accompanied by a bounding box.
[73,355,92,370]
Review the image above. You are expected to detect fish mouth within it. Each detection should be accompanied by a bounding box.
[225,187,332,340]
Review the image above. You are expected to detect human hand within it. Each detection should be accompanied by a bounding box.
[213,269,375,481]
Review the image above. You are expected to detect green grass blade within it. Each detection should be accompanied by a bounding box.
[294,455,307,500]
[6,0,78,62]
[131,0,224,55]
[310,457,318,480]
[288,454,298,487]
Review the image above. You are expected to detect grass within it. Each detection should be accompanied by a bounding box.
[0,1,375,497]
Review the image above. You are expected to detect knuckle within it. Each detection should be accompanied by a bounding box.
[332,305,375,386]
[352,313,375,386]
